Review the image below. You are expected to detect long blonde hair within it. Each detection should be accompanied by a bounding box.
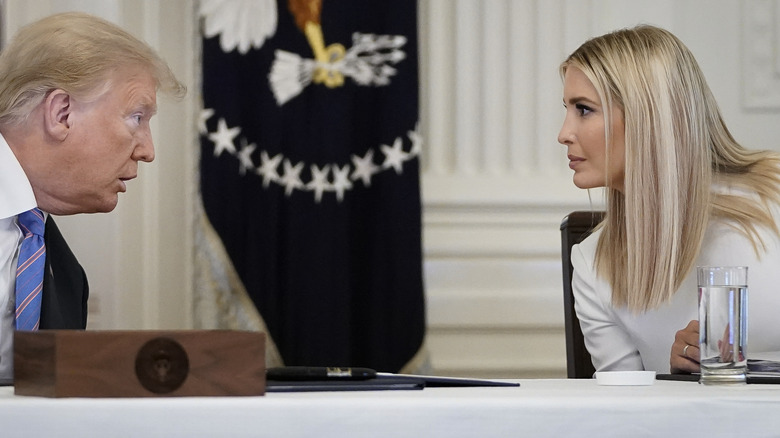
[561,25,780,312]
[0,12,186,127]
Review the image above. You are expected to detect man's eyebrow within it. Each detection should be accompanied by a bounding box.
[136,100,158,115]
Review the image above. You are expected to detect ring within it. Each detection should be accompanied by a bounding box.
[683,345,690,357]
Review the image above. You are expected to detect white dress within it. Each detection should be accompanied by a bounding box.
[572,206,780,373]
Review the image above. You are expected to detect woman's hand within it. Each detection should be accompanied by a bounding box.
[670,320,700,373]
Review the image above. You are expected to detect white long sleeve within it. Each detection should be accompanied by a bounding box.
[571,208,780,373]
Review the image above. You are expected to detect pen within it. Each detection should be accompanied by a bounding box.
[266,366,377,381]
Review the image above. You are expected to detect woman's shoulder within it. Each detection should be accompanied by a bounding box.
[577,227,603,254]
[571,226,603,271]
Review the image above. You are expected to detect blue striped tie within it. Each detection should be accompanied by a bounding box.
[15,208,46,331]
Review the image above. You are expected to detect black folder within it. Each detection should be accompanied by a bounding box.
[266,375,424,392]
[266,374,519,392]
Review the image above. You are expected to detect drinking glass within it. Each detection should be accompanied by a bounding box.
[697,266,748,385]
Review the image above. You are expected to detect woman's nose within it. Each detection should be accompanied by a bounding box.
[558,120,574,145]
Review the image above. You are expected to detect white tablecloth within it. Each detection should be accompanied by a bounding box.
[1,379,778,437]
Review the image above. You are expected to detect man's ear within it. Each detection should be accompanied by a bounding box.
[43,89,72,141]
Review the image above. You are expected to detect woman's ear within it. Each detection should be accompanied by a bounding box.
[42,89,72,141]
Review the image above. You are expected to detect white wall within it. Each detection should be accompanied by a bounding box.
[5,0,779,378]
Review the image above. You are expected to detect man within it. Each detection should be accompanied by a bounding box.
[0,12,185,384]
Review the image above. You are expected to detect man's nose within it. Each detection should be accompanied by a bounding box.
[133,136,155,163]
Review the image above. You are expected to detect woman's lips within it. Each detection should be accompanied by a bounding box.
[568,154,584,169]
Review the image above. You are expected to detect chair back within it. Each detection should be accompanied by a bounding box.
[560,211,604,378]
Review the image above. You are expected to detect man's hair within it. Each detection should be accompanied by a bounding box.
[0,12,186,126]
[561,25,780,312]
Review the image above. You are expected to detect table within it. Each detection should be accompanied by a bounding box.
[1,379,779,437]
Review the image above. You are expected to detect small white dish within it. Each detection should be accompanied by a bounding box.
[595,371,656,386]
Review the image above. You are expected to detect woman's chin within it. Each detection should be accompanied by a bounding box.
[572,177,601,190]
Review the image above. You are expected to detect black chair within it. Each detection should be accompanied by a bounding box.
[560,211,604,378]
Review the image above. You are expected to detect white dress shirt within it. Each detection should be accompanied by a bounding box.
[572,190,780,373]
[0,133,37,384]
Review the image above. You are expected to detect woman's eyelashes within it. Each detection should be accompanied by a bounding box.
[575,103,593,117]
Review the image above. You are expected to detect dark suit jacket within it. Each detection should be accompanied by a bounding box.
[39,217,89,329]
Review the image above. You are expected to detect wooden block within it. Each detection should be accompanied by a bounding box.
[14,330,265,398]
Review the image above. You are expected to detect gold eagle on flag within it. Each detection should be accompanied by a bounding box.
[200,0,408,105]
[288,0,346,87]
[271,0,408,105]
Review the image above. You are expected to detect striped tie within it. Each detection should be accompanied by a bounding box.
[15,208,46,331]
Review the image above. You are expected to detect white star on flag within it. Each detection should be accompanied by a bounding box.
[237,138,257,175]
[280,159,305,196]
[199,108,215,134]
[256,150,283,187]
[209,118,241,157]
[351,149,379,187]
[408,125,423,157]
[332,164,353,202]
[380,137,408,174]
[307,164,332,203]
[199,112,420,201]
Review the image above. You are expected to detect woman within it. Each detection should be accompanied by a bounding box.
[558,25,780,373]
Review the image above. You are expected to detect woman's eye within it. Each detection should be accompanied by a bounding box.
[575,103,593,116]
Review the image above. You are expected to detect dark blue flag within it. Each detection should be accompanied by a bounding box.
[197,0,425,372]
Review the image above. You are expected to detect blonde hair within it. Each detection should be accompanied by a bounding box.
[561,25,780,312]
[0,12,185,126]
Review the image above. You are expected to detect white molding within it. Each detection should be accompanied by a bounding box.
[508,0,539,173]
[420,0,455,175]
[426,286,565,328]
[742,0,780,109]
[425,224,561,258]
[422,174,601,207]
[427,329,566,377]
[482,0,510,175]
[453,0,481,175]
